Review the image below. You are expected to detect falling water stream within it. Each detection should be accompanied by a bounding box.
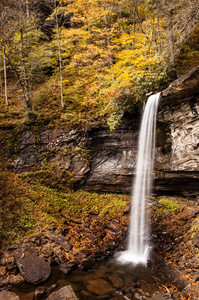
[118,92,161,265]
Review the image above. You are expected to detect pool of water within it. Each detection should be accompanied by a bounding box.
[11,255,162,299]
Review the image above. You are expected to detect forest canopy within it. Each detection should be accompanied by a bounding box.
[0,0,199,129]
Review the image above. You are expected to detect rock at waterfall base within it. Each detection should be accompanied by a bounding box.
[14,249,51,285]
[46,285,78,300]
[0,290,20,300]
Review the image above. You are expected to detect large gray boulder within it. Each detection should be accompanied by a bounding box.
[14,249,51,285]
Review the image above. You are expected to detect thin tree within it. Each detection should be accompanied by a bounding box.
[2,46,8,105]
[54,0,64,108]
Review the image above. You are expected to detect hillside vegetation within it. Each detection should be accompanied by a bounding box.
[0,0,199,130]
[0,161,130,250]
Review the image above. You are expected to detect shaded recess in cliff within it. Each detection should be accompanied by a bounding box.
[82,106,141,194]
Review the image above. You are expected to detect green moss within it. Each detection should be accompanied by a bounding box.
[158,199,181,215]
[19,163,77,192]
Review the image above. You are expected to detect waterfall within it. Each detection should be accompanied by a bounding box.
[117,92,161,265]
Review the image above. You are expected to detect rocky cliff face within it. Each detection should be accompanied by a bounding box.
[14,128,90,181]
[14,66,199,197]
[155,66,199,197]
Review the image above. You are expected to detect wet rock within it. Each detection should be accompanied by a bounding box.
[79,290,94,298]
[14,249,51,285]
[0,290,20,300]
[21,291,34,300]
[54,257,61,266]
[60,262,77,274]
[34,287,46,299]
[109,274,124,289]
[45,285,78,300]
[79,259,94,270]
[86,278,114,295]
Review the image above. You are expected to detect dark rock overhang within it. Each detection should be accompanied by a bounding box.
[159,65,199,108]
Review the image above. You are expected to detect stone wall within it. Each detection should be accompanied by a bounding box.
[155,66,199,196]
[14,127,90,181]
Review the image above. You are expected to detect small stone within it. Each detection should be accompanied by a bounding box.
[34,287,46,299]
[48,284,58,293]
[134,292,142,300]
[54,257,61,266]
[0,290,20,300]
[45,285,78,300]
[60,262,77,274]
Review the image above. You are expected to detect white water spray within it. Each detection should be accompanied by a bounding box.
[118,92,161,265]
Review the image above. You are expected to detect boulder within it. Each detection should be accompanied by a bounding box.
[0,290,20,300]
[45,285,78,300]
[14,249,51,285]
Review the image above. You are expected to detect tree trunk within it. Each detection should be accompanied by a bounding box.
[168,13,175,66]
[55,0,64,108]
[25,0,30,19]
[3,46,8,105]
[19,28,32,110]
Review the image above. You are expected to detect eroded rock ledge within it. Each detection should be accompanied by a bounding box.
[160,65,199,104]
